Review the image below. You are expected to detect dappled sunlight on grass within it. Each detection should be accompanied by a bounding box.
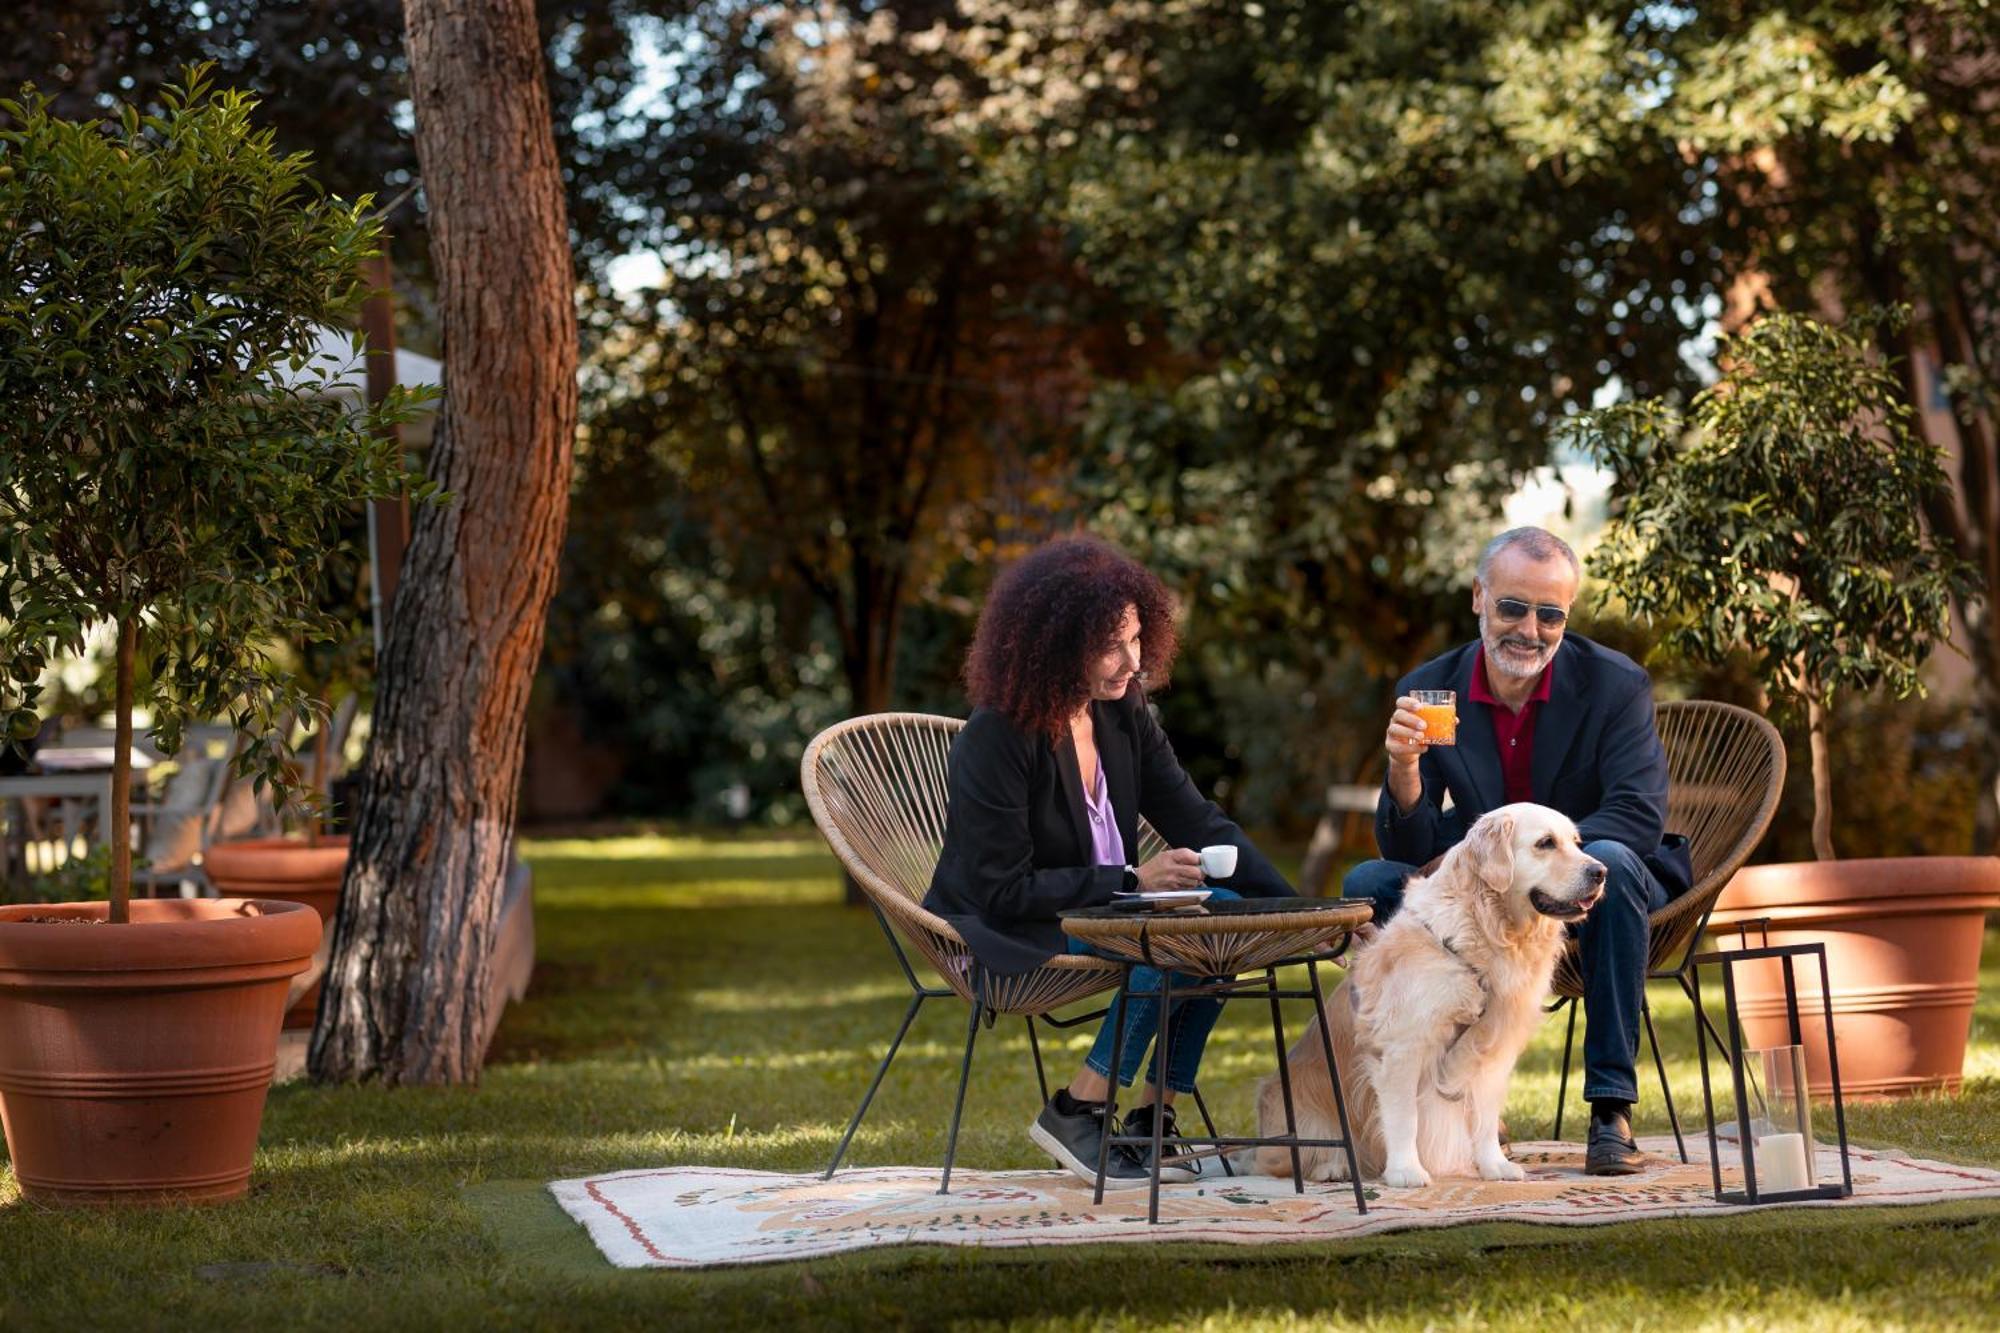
[682,980,910,1014]
[526,833,832,862]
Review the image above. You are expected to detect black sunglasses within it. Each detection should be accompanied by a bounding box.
[1493,597,1569,628]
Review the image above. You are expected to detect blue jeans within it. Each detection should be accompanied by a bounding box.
[1342,841,1668,1105]
[1066,887,1240,1095]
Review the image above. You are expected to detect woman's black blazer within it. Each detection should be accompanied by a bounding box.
[921,689,1294,977]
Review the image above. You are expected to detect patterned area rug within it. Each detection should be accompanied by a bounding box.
[549,1137,2000,1269]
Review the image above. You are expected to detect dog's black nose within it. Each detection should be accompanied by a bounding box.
[1585,861,1607,886]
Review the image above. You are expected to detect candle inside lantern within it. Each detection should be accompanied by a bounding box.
[1755,1131,1812,1194]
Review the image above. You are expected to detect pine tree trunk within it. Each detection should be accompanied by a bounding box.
[309,0,577,1084]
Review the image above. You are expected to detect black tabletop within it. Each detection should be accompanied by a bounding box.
[1062,895,1366,922]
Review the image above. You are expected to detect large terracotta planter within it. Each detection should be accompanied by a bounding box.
[0,898,320,1205]
[203,836,348,1028]
[1709,856,2000,1098]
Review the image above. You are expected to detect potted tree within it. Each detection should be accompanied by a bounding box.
[0,70,431,1202]
[1576,308,1994,1097]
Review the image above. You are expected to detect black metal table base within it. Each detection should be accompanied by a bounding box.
[1089,954,1368,1224]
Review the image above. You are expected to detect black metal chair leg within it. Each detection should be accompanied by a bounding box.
[1642,996,1686,1162]
[1553,996,1579,1141]
[823,992,927,1179]
[1679,969,1733,1057]
[1026,1016,1050,1106]
[938,997,983,1195]
[1190,1085,1234,1177]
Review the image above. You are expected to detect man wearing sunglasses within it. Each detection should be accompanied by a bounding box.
[1342,526,1691,1177]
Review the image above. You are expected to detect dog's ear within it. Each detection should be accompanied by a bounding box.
[1465,812,1517,895]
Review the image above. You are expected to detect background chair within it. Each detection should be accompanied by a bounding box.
[130,724,291,898]
[803,712,1198,1194]
[1548,699,1787,1158]
[0,773,113,900]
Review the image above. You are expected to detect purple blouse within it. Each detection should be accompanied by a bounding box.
[1081,760,1126,869]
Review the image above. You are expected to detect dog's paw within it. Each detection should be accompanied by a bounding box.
[1479,1156,1526,1182]
[1380,1161,1432,1190]
[1307,1159,1352,1184]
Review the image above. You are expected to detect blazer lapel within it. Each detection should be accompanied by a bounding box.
[1097,700,1139,860]
[1530,643,1587,804]
[1053,730,1093,861]
[1453,649,1506,814]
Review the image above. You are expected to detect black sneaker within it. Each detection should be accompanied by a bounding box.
[1030,1097,1152,1188]
[1119,1103,1201,1183]
[1584,1108,1645,1176]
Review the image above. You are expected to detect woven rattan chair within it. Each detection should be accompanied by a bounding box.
[1548,699,1786,1159]
[803,712,1200,1194]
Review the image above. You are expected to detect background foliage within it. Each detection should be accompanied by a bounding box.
[5,1,1992,855]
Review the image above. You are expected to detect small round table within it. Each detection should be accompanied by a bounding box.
[1060,896,1373,1222]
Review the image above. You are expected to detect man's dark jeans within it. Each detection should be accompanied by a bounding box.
[1342,841,1668,1105]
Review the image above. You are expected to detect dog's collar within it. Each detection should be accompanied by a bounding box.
[1422,919,1490,992]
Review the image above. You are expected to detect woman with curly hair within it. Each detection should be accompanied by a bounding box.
[923,535,1296,1186]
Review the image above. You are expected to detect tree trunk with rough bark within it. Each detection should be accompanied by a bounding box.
[309,0,577,1084]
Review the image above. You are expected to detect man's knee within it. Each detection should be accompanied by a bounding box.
[1583,841,1650,913]
[1342,859,1408,902]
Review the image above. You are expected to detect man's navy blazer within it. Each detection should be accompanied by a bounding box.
[1373,634,1692,896]
[924,689,1294,977]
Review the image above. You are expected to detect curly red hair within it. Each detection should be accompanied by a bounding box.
[964,535,1180,740]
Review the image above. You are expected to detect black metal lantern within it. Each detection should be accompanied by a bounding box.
[1691,937,1853,1204]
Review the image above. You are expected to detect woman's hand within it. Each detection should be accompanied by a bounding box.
[1135,847,1205,891]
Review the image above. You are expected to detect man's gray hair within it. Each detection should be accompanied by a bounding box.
[1476,526,1580,584]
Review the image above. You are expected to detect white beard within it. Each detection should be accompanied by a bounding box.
[1479,612,1555,678]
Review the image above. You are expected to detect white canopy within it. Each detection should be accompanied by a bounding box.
[274,324,442,400]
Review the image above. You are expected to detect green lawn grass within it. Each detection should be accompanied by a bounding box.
[2,830,1996,1330]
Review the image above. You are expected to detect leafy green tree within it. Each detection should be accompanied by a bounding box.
[931,1,1731,837]
[939,1,2000,847]
[0,69,429,919]
[1419,0,2000,842]
[589,2,1111,721]
[1575,310,1970,861]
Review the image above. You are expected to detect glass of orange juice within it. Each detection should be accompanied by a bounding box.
[1412,689,1457,746]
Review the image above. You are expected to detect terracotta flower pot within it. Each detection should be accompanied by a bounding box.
[203,836,349,1028]
[0,897,320,1205]
[1709,856,2000,1098]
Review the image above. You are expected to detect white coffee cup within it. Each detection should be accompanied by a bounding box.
[1199,844,1238,880]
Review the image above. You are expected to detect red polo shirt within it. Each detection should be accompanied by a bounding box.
[1468,645,1554,804]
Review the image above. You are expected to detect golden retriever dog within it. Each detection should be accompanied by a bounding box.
[1253,804,1606,1188]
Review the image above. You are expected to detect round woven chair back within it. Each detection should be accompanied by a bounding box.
[801,712,1167,907]
[1658,700,1786,900]
[1553,698,1785,995]
[800,712,1158,1014]
[801,713,962,905]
